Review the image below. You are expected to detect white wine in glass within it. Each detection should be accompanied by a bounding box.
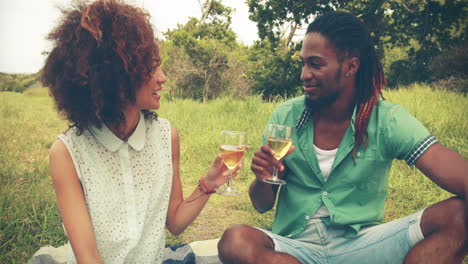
[217,130,247,196]
[220,145,245,169]
[263,124,293,185]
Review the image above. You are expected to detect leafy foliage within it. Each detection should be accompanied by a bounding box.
[161,0,466,95]
[162,1,246,103]
[164,24,231,102]
[247,40,302,100]
[7,1,465,102]
[247,0,340,43]
[429,42,468,80]
[383,0,467,85]
[0,72,41,93]
[246,0,467,87]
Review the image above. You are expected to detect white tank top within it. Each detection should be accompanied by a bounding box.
[58,113,173,263]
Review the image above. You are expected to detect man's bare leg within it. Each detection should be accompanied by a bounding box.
[218,224,302,264]
[405,197,467,264]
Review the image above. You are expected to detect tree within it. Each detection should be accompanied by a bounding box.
[162,0,246,102]
[198,0,214,26]
[247,0,467,87]
[222,45,253,99]
[247,39,302,100]
[383,0,467,85]
[247,0,342,45]
[429,42,468,80]
[160,41,202,100]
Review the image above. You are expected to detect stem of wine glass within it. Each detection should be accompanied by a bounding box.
[226,170,233,190]
[272,165,278,180]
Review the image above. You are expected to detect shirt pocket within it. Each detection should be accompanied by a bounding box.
[352,146,389,196]
[334,146,377,186]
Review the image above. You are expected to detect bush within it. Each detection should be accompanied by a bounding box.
[429,42,468,80]
[0,72,40,93]
[432,77,467,95]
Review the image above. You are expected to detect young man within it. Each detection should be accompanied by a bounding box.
[218,12,467,264]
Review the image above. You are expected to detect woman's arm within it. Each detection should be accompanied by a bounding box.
[165,126,236,235]
[49,140,103,264]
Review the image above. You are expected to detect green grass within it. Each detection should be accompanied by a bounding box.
[1,85,467,263]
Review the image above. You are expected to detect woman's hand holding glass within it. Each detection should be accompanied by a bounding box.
[216,130,247,196]
[201,154,243,193]
[200,131,248,196]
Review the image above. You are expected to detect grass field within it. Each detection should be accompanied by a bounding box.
[1,85,467,263]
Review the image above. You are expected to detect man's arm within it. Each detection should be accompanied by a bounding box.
[249,144,295,213]
[415,142,468,228]
[415,143,468,197]
[248,179,277,213]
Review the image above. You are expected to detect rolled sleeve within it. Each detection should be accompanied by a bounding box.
[404,135,438,165]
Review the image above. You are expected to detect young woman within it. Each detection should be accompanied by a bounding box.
[42,1,238,263]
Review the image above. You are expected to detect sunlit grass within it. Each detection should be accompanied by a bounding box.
[0,84,467,263]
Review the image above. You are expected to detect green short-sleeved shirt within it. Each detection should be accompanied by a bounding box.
[262,96,437,237]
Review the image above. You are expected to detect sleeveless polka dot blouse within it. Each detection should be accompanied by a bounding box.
[58,112,173,263]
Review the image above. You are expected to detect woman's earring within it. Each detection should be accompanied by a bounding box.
[345,73,349,77]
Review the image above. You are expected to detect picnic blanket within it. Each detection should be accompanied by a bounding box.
[27,239,221,264]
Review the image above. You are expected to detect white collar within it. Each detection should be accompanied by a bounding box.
[90,112,146,152]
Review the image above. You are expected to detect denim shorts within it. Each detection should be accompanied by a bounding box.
[259,209,425,264]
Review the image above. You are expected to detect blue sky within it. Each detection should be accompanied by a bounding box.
[0,0,259,73]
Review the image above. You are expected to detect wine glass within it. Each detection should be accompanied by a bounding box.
[263,124,293,185]
[217,130,247,196]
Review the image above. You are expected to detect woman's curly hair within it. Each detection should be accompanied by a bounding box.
[42,0,160,133]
